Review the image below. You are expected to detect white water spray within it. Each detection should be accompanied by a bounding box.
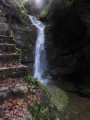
[29,15,48,81]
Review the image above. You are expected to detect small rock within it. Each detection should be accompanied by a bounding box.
[13,83,28,94]
[12,111,32,120]
[0,87,10,100]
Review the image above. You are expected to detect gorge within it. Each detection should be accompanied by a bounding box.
[0,0,90,120]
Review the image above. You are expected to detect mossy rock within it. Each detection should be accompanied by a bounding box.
[80,87,90,97]
[0,54,20,64]
[0,36,15,44]
[0,44,16,53]
[46,85,69,111]
[0,66,28,79]
[40,4,50,21]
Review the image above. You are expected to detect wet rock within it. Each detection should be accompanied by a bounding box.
[47,85,68,111]
[13,83,28,94]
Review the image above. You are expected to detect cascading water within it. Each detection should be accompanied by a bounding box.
[29,15,48,81]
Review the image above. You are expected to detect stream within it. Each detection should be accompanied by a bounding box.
[47,80,90,120]
[29,15,90,120]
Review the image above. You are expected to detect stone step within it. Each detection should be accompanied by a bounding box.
[0,78,28,101]
[0,35,15,44]
[0,44,16,53]
[0,54,20,64]
[0,65,28,79]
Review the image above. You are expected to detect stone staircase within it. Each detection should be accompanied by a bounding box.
[0,36,28,80]
[0,8,32,120]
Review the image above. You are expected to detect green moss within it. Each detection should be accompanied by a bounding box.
[45,23,51,31]
[40,4,50,19]
[25,77,65,120]
[0,5,3,10]
[0,36,16,44]
[80,87,90,97]
[14,3,29,26]
[0,71,11,78]
[0,67,28,79]
[65,0,76,6]
[3,44,16,52]
[16,48,22,55]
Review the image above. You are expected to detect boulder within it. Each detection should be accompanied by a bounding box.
[13,83,28,94]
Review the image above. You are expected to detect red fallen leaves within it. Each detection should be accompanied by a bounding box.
[26,83,42,107]
[0,78,23,90]
[0,62,21,68]
[0,42,8,45]
[0,97,27,120]
[32,118,35,120]
[0,77,44,120]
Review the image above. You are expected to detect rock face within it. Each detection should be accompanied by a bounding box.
[13,24,37,75]
[5,0,30,25]
[41,0,90,88]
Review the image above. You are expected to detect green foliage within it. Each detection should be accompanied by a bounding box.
[25,77,40,94]
[80,87,90,97]
[3,44,16,52]
[45,23,51,31]
[65,0,76,6]
[16,48,22,55]
[25,77,65,120]
[40,4,50,19]
[8,0,29,26]
[14,4,29,25]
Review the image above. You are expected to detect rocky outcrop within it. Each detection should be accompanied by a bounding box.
[12,24,37,75]
[41,0,90,90]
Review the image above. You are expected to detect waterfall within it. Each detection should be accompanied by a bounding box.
[29,15,48,82]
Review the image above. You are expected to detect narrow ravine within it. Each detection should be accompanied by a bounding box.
[29,15,90,120]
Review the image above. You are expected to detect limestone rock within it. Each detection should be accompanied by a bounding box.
[13,83,28,94]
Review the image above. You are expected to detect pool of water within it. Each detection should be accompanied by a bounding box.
[63,92,90,120]
[46,80,90,120]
